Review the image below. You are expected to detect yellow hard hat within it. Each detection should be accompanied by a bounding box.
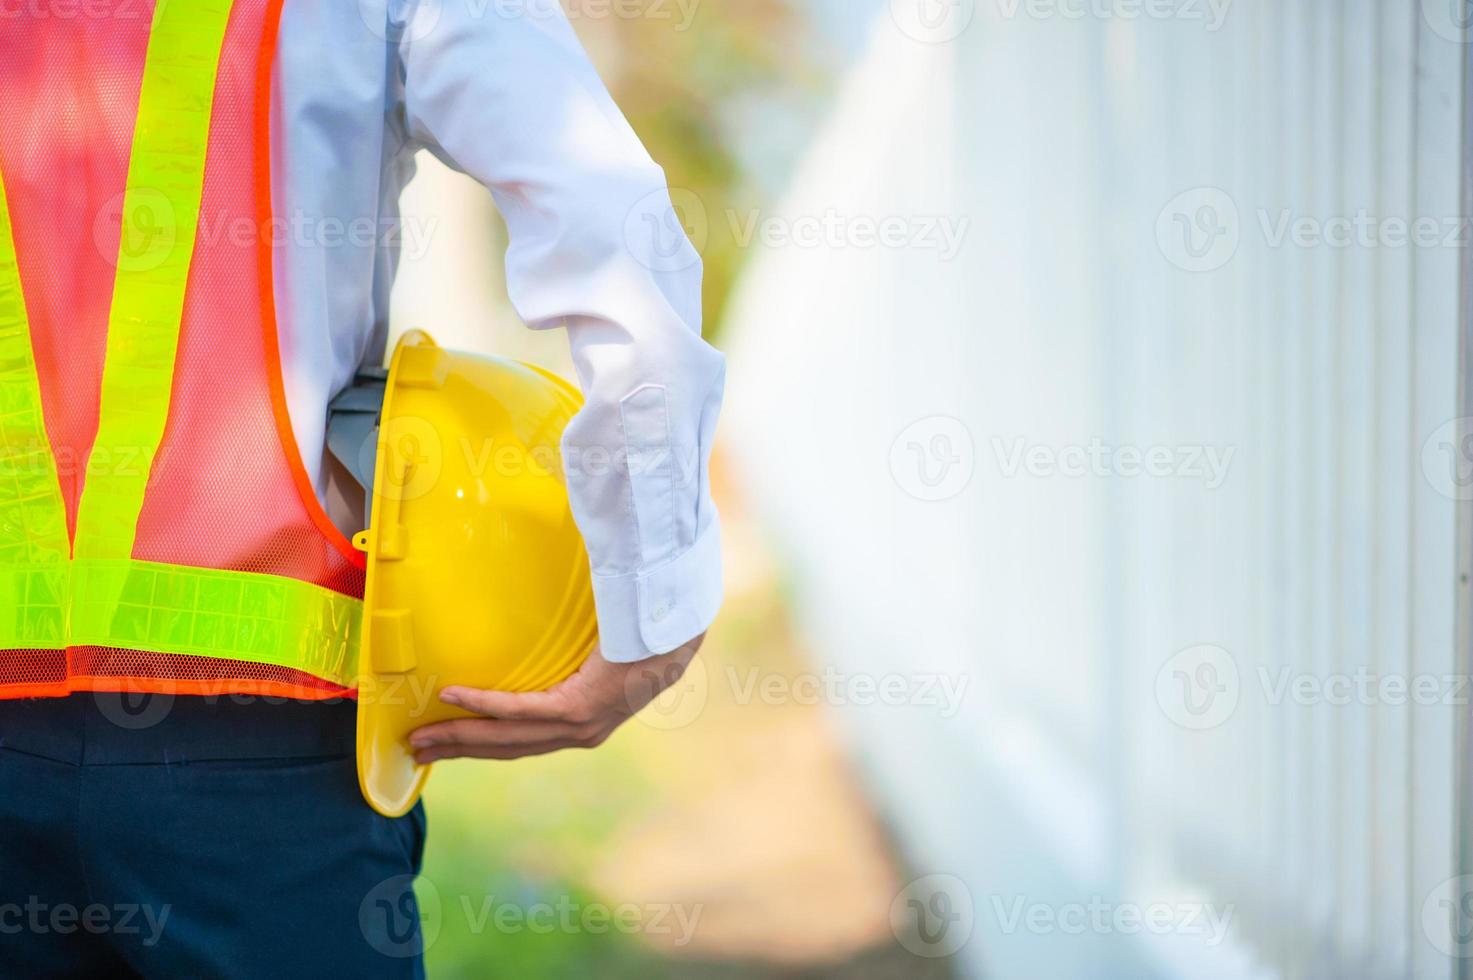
[347,331,598,817]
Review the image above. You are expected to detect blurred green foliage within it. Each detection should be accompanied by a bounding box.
[567,0,824,342]
[417,734,662,977]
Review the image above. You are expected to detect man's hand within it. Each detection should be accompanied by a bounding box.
[409,635,705,764]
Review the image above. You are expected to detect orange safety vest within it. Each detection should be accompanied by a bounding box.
[0,0,365,701]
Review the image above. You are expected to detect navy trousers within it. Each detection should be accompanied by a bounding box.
[0,694,427,979]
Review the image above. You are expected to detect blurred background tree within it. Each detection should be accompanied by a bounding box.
[559,0,827,340]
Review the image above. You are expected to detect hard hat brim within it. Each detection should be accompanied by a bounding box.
[354,331,598,818]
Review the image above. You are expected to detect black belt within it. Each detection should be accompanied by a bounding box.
[0,693,356,765]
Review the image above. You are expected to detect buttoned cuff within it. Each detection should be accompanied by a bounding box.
[591,513,724,662]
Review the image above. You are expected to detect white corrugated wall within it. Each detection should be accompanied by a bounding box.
[724,2,1470,977]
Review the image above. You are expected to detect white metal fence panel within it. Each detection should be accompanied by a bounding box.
[725,3,1469,977]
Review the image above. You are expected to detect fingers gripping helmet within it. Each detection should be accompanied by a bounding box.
[336,332,598,817]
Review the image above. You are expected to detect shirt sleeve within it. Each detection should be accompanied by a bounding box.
[395,0,725,662]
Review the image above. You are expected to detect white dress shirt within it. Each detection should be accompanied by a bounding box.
[272,0,724,662]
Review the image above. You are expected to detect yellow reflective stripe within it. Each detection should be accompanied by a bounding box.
[0,3,360,691]
[0,163,69,565]
[74,0,236,561]
[0,563,66,648]
[0,560,361,687]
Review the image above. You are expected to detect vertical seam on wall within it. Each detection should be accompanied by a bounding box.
[1402,8,1420,975]
[1455,12,1473,980]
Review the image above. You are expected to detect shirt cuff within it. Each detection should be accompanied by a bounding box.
[591,512,724,663]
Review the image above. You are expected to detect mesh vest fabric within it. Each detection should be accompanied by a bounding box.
[0,0,366,701]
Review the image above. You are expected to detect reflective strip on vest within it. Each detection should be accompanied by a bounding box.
[0,162,69,566]
[0,0,363,689]
[0,560,360,687]
[75,0,236,561]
